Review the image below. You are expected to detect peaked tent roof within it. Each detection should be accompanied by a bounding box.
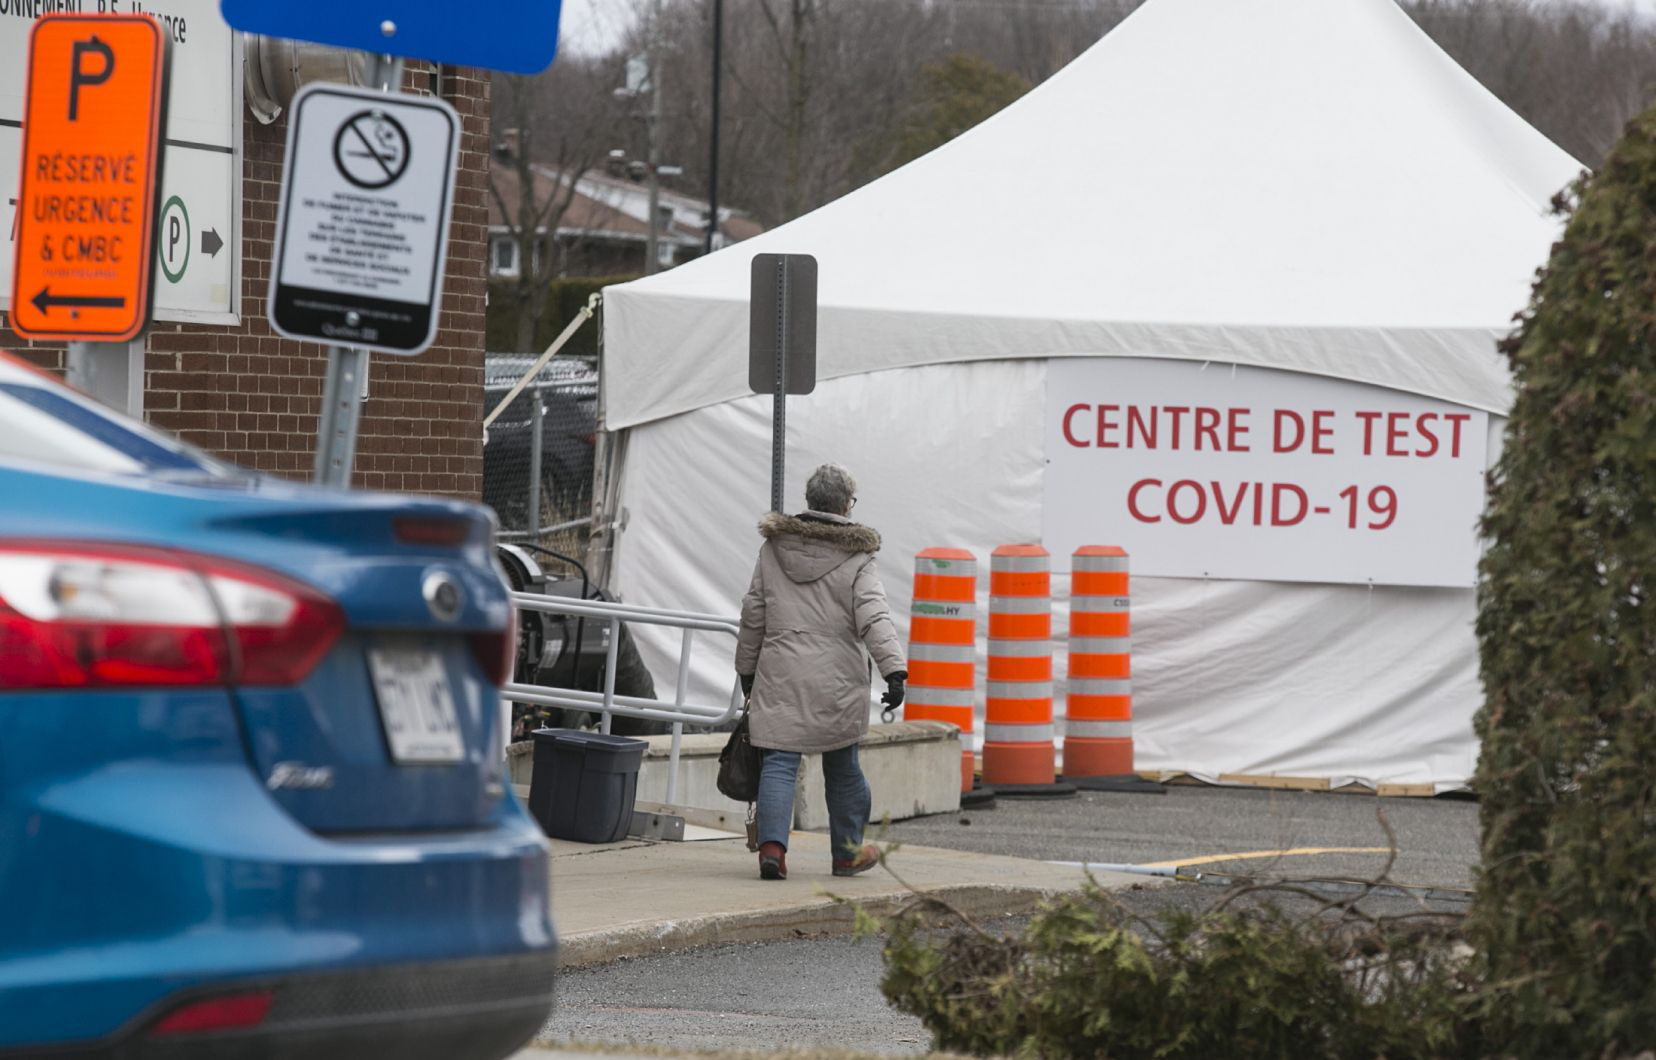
[602,0,1581,430]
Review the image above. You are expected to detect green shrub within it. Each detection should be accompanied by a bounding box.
[1470,107,1656,1056]
[878,883,1470,1059]
[883,54,1029,172]
[485,274,636,353]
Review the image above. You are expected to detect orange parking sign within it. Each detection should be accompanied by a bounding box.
[9,14,168,342]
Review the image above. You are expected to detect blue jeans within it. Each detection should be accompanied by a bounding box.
[756,744,871,861]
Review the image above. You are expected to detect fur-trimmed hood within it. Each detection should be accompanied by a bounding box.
[758,512,881,584]
[758,512,881,552]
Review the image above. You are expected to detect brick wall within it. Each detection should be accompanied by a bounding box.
[0,63,491,501]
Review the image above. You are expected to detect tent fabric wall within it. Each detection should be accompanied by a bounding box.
[1131,577,1480,788]
[612,361,1487,790]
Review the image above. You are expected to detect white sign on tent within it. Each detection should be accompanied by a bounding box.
[1043,359,1489,588]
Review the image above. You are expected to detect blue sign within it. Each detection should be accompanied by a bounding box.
[220,0,563,75]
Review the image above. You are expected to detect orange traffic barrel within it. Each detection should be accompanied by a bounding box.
[904,548,977,793]
[1061,547,1163,794]
[1064,546,1133,775]
[983,545,1057,787]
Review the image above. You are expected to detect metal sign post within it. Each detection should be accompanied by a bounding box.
[770,267,787,514]
[313,344,372,486]
[311,53,398,487]
[748,253,817,513]
[64,338,144,417]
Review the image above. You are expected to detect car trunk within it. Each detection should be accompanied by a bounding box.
[207,501,512,833]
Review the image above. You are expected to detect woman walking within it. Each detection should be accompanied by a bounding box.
[734,464,908,881]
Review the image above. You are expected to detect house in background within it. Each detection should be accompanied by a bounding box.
[487,158,764,280]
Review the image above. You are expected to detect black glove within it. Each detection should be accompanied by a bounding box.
[880,671,907,719]
[739,673,754,698]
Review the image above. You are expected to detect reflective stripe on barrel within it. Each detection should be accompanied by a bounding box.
[905,548,977,793]
[984,544,1054,786]
[1064,545,1135,778]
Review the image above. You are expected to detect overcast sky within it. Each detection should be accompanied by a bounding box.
[557,0,637,56]
[554,0,1656,58]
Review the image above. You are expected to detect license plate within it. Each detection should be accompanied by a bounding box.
[368,645,465,764]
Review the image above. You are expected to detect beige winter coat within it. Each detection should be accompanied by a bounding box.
[735,511,907,754]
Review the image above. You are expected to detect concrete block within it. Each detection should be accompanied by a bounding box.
[508,722,963,830]
[507,739,534,787]
[794,722,963,830]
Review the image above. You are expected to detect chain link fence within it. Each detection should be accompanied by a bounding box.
[484,351,717,740]
[482,353,599,560]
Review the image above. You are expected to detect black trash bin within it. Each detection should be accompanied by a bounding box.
[527,728,647,843]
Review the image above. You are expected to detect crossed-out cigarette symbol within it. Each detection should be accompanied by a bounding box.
[333,110,411,190]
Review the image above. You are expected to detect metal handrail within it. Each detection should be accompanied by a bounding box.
[482,379,596,394]
[507,685,727,724]
[504,590,744,806]
[513,592,741,634]
[497,517,596,540]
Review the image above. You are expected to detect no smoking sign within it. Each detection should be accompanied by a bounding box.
[268,82,458,356]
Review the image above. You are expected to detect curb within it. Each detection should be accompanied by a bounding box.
[554,883,1079,968]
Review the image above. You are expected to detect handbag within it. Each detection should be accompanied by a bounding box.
[716,705,762,804]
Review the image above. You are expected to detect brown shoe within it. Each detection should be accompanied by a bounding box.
[759,841,787,880]
[832,843,880,877]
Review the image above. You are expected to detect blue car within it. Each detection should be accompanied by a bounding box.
[0,353,556,1058]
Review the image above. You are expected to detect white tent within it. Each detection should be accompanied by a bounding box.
[597,0,1581,791]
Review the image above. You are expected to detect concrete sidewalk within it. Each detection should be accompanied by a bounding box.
[549,828,1143,967]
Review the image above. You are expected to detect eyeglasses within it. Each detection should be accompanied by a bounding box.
[849,497,858,510]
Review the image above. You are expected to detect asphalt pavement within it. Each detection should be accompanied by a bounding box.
[539,932,933,1056]
[883,783,1481,891]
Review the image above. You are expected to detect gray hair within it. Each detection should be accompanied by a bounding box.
[805,463,857,515]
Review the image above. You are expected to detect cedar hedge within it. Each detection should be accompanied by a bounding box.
[1469,103,1656,1057]
[485,275,637,354]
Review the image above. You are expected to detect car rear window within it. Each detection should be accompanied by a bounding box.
[0,359,229,477]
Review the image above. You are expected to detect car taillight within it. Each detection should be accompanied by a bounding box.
[469,607,516,687]
[393,515,470,547]
[207,565,345,685]
[0,543,343,690]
